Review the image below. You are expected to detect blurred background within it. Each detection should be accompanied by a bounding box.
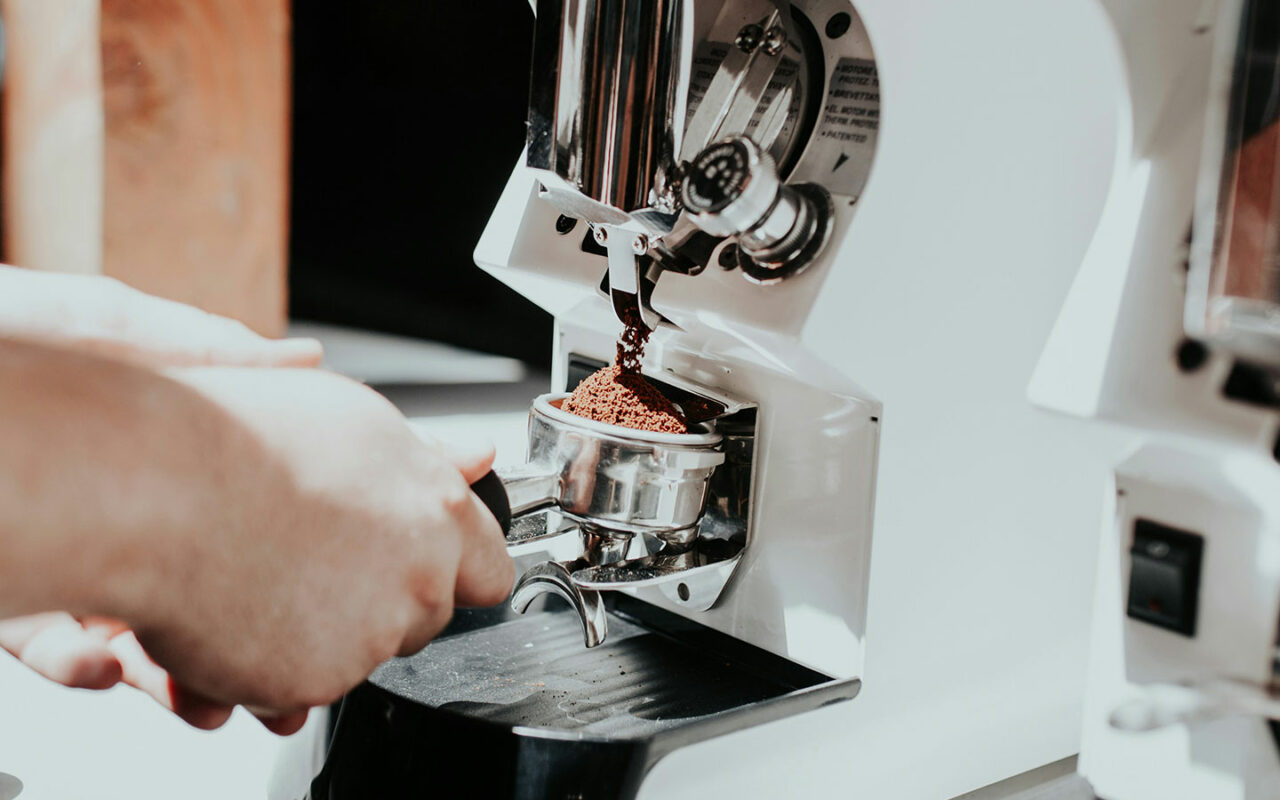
[289,3,549,367]
[0,3,546,798]
[0,0,550,366]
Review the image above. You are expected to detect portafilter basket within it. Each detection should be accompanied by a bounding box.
[494,393,725,542]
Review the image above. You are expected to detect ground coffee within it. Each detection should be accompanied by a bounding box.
[615,305,649,374]
[562,305,689,434]
[562,365,688,434]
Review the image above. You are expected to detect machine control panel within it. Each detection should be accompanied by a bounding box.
[1126,519,1205,637]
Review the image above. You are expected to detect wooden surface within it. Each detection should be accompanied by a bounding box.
[99,0,291,335]
[1,0,104,275]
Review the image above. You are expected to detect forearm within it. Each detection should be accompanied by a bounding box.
[0,265,322,368]
[0,338,241,620]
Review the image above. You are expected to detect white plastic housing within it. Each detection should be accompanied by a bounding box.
[478,0,1128,797]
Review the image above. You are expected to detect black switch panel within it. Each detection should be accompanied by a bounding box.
[1126,519,1204,637]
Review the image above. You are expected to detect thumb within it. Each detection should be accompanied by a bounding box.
[412,427,496,484]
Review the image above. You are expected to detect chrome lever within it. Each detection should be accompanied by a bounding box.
[598,224,662,330]
[679,0,796,164]
[494,465,561,521]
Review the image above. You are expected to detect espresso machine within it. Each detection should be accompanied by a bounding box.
[1029,0,1280,796]
[279,0,1142,798]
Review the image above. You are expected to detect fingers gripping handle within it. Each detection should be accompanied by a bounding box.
[469,471,512,536]
[471,470,607,646]
[470,468,563,540]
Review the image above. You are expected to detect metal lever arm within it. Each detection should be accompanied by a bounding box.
[680,0,796,163]
[601,224,662,330]
[494,465,561,520]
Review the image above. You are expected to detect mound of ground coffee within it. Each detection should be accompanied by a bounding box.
[562,304,688,434]
[562,365,688,434]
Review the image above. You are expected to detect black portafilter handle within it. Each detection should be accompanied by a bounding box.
[470,470,512,536]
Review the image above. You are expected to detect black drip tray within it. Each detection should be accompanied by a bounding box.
[310,597,859,800]
[375,607,809,737]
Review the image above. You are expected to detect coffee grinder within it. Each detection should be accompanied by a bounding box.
[1030,0,1280,796]
[301,2,882,798]
[276,0,1151,796]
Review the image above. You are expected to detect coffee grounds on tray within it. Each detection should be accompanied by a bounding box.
[562,365,688,434]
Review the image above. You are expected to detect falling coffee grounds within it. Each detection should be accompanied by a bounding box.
[562,306,689,434]
[615,304,649,374]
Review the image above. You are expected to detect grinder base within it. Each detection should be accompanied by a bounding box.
[308,596,859,800]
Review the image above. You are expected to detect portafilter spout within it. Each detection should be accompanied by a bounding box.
[470,469,612,648]
[466,394,726,647]
[511,561,609,648]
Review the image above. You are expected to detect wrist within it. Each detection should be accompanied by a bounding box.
[0,342,233,626]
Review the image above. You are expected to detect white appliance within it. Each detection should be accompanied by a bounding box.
[278,0,1199,797]
[472,1,1120,797]
[1031,0,1280,797]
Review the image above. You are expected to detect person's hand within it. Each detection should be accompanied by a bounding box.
[0,365,510,731]
[0,612,307,733]
[99,366,513,720]
[0,613,122,692]
[0,367,509,731]
[0,265,322,368]
[0,267,322,731]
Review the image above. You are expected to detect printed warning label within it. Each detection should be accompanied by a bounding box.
[683,51,880,199]
[791,56,880,197]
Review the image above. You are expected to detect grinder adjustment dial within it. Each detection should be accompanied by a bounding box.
[682,136,833,285]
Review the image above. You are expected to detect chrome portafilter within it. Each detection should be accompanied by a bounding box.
[504,394,724,537]
[467,393,726,647]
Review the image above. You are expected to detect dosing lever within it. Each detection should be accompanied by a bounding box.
[595,224,663,331]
